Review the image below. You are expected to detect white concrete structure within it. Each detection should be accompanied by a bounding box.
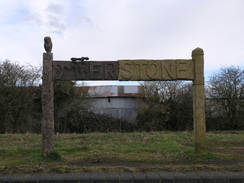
[84,85,143,122]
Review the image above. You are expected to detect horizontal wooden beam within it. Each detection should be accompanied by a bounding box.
[53,59,194,81]
[53,61,119,81]
[119,59,194,81]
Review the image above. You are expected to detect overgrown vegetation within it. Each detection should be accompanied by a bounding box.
[53,81,135,133]
[0,60,134,134]
[0,132,243,174]
[0,60,42,133]
[137,81,193,131]
[206,66,244,130]
[0,60,243,133]
[138,66,244,131]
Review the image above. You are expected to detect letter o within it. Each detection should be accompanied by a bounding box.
[147,62,160,79]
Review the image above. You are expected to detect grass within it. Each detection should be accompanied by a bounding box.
[0,131,243,174]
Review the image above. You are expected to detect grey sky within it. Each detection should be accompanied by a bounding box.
[0,0,243,85]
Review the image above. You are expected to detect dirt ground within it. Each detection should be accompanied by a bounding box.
[63,146,244,172]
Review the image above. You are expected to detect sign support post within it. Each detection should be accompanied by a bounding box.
[41,36,206,155]
[42,37,54,157]
[192,48,206,153]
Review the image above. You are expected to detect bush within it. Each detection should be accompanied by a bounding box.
[0,60,42,133]
[137,81,193,131]
[56,108,136,133]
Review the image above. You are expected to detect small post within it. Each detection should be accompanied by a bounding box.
[42,36,54,157]
[192,47,206,153]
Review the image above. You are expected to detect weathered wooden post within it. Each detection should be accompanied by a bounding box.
[45,41,206,155]
[192,48,206,153]
[42,36,54,157]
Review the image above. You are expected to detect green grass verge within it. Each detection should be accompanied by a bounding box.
[0,131,243,174]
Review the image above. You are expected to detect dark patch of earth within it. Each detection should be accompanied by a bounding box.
[67,146,244,170]
[70,160,244,168]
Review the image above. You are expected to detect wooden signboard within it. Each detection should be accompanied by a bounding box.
[118,59,194,81]
[53,59,194,81]
[42,36,206,157]
[53,61,119,81]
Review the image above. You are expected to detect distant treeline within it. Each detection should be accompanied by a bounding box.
[0,60,243,133]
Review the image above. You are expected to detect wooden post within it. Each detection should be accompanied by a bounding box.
[42,37,54,157]
[192,48,206,153]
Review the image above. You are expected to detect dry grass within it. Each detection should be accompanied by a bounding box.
[0,131,243,174]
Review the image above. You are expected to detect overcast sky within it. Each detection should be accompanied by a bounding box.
[0,0,243,85]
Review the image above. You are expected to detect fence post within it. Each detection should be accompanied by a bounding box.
[42,36,54,157]
[192,48,206,153]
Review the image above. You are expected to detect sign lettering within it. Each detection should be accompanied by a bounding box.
[53,60,194,81]
[118,59,194,81]
[53,61,119,81]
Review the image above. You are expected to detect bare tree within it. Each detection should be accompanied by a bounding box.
[0,60,42,133]
[206,66,244,130]
[0,60,41,87]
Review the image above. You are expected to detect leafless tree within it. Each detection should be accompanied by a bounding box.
[0,60,42,133]
[206,66,244,130]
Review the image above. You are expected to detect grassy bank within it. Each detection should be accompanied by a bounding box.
[0,131,243,174]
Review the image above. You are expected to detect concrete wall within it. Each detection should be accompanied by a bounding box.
[87,97,139,122]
